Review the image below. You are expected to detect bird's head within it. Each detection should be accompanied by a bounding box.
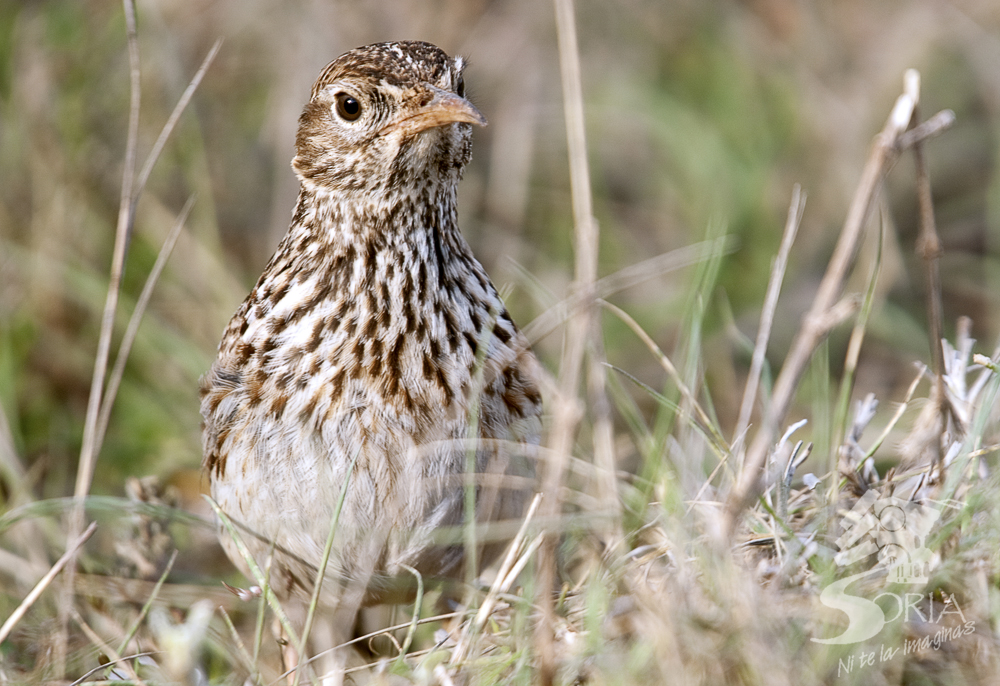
[293,41,485,196]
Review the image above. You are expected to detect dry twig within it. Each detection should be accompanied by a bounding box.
[725,70,955,537]
[537,0,600,682]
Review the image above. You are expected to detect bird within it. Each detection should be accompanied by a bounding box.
[200,40,542,641]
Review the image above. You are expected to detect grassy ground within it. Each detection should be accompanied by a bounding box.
[1,0,999,683]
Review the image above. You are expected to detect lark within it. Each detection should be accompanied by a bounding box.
[200,41,541,636]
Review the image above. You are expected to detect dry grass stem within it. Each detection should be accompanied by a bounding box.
[77,25,220,506]
[132,40,223,211]
[726,72,931,536]
[452,493,542,663]
[538,0,601,681]
[860,364,927,463]
[829,203,887,489]
[296,452,359,684]
[294,612,464,680]
[587,335,622,535]
[71,608,146,685]
[735,184,805,453]
[912,86,949,469]
[116,550,178,658]
[0,520,97,643]
[70,572,241,611]
[59,15,219,673]
[204,497,303,656]
[73,0,141,506]
[95,197,196,451]
[601,300,728,455]
[896,109,957,150]
[523,238,735,344]
[217,606,259,682]
[395,565,424,664]
[68,651,159,686]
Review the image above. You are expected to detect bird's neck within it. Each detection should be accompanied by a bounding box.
[263,181,474,294]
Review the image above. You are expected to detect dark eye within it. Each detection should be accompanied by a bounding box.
[455,76,465,98]
[334,93,362,121]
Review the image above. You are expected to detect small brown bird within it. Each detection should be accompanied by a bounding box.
[200,41,541,633]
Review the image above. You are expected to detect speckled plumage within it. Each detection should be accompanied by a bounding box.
[200,42,541,611]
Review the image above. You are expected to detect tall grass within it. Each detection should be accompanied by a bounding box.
[1,0,999,684]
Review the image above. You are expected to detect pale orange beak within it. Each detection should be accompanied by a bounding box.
[380,84,487,137]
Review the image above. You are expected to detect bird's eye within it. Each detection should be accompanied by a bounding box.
[455,76,465,98]
[334,93,362,121]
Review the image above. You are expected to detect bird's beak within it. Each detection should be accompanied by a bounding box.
[380,84,487,137]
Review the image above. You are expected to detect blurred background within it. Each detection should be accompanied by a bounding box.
[1,0,998,505]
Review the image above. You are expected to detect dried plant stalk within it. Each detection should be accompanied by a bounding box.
[725,71,955,537]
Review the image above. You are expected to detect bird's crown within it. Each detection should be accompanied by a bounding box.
[311,41,461,99]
